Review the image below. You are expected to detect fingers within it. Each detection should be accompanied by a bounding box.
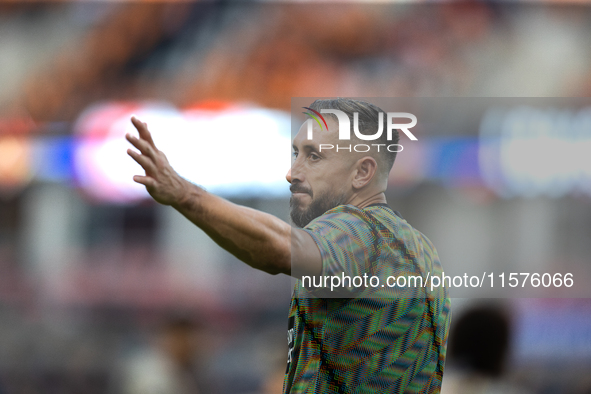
[131,116,157,149]
[127,148,157,174]
[126,133,157,160]
[127,116,162,192]
[132,175,156,188]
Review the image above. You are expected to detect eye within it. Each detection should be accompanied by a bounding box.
[309,152,320,161]
[292,151,298,159]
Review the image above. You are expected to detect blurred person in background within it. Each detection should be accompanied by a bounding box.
[125,98,450,393]
[121,315,207,394]
[441,304,527,394]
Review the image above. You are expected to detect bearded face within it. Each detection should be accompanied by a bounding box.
[288,115,354,228]
[289,182,347,228]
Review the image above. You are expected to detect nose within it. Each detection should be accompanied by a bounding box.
[286,167,292,184]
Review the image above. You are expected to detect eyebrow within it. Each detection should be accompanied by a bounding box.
[292,143,320,152]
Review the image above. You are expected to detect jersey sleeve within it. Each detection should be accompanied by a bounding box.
[302,205,378,281]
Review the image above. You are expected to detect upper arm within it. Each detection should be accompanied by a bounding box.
[289,228,322,279]
[286,209,374,280]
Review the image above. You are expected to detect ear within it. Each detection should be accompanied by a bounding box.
[352,156,378,189]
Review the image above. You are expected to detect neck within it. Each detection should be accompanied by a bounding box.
[347,191,387,209]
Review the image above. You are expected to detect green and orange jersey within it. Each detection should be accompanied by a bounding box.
[284,204,451,394]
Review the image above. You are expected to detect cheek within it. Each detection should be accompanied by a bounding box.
[309,160,348,189]
[324,168,349,187]
[311,180,334,199]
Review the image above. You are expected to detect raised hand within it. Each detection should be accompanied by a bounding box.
[126,116,190,206]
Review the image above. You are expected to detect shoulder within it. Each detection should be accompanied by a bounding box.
[306,204,368,225]
[303,205,373,235]
[304,204,402,231]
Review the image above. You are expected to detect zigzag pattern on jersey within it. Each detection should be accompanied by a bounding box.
[285,204,450,394]
[286,297,324,393]
[314,299,440,393]
[360,207,448,388]
[309,205,435,300]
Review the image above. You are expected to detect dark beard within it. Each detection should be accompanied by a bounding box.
[290,190,347,228]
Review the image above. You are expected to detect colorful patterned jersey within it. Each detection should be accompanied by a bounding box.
[283,204,451,394]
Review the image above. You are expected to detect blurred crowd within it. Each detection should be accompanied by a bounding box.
[2,2,591,123]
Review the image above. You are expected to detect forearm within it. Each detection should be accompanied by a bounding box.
[125,117,298,276]
[172,181,292,275]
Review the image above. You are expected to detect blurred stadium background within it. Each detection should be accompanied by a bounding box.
[1,2,591,393]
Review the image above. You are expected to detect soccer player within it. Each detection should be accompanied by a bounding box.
[126,98,450,394]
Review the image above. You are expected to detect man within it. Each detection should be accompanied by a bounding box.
[126,98,450,393]
[122,316,206,394]
[441,305,523,394]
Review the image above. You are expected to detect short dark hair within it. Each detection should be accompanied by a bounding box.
[308,98,399,174]
[449,305,510,377]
